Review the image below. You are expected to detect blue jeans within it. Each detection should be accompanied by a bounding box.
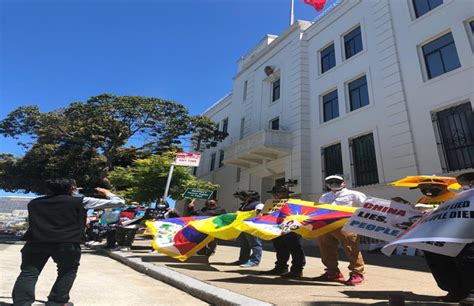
[238,233,262,264]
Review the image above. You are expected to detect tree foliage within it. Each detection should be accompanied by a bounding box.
[0,94,225,194]
[108,152,218,203]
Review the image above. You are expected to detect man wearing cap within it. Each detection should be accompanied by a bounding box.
[314,175,367,285]
[260,186,306,278]
[412,179,456,210]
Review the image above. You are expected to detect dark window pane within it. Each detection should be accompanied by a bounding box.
[219,150,225,168]
[344,27,363,59]
[321,44,336,73]
[349,76,368,111]
[422,32,460,79]
[270,118,279,130]
[322,90,339,122]
[352,133,379,186]
[210,153,216,171]
[272,79,280,102]
[413,0,443,18]
[470,21,474,34]
[436,102,474,171]
[323,144,343,179]
[222,118,229,133]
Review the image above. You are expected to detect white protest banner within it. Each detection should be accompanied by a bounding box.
[342,197,422,242]
[174,152,201,167]
[382,189,474,257]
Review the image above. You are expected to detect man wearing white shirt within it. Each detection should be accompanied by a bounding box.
[313,175,367,285]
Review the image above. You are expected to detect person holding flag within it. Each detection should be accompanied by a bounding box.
[313,175,367,285]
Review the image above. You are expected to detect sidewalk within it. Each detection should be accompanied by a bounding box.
[105,238,456,305]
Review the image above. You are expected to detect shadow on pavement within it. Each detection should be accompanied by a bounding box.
[209,275,340,286]
[340,290,443,303]
[165,263,219,271]
[140,255,209,264]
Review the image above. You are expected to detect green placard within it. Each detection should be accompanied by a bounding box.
[183,188,214,200]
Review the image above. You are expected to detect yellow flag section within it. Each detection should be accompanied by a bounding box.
[145,217,214,261]
[189,211,255,240]
[235,199,356,240]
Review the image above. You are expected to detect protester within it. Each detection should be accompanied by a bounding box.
[413,179,456,209]
[186,199,227,217]
[423,172,474,303]
[12,178,125,306]
[230,190,264,268]
[260,185,306,278]
[187,199,227,257]
[314,175,367,285]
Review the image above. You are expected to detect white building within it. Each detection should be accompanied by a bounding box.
[189,0,473,213]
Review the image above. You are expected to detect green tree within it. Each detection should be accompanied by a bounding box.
[0,94,225,194]
[108,152,218,203]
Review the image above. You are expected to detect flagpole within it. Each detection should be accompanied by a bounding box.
[290,0,294,25]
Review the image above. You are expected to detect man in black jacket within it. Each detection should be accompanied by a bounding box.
[12,178,125,306]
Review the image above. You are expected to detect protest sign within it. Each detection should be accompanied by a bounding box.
[261,199,288,214]
[342,197,422,242]
[382,189,474,257]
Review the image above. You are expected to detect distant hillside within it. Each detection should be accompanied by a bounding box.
[0,197,33,213]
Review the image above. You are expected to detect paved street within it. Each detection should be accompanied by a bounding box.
[0,243,208,306]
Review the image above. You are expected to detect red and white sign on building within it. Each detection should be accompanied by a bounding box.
[174,152,201,167]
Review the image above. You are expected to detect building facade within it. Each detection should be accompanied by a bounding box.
[190,0,474,213]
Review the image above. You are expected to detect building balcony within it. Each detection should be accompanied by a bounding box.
[223,129,292,168]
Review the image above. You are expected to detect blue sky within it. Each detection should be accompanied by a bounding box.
[0,0,334,196]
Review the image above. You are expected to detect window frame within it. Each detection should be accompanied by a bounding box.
[210,152,216,171]
[269,117,280,130]
[343,26,363,60]
[421,31,461,80]
[350,133,379,187]
[413,0,443,18]
[218,150,225,168]
[347,75,369,112]
[321,89,339,122]
[320,43,336,74]
[271,78,281,103]
[221,117,229,134]
[321,143,344,191]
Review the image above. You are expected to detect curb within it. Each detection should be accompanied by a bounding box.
[102,250,272,306]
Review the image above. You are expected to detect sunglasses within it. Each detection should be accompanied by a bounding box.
[326,180,343,185]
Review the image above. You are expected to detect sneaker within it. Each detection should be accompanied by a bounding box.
[312,272,345,282]
[460,293,474,304]
[259,267,289,275]
[280,270,303,279]
[120,247,130,252]
[344,272,364,286]
[240,261,259,268]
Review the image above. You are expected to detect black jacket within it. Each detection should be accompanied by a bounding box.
[187,206,227,217]
[23,195,86,243]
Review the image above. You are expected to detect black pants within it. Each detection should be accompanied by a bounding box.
[12,242,81,306]
[424,243,474,299]
[273,232,306,272]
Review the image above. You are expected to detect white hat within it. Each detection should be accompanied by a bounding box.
[325,175,344,181]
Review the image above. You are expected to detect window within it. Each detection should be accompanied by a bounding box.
[322,90,339,122]
[413,0,443,18]
[470,20,474,34]
[323,143,343,178]
[422,32,461,80]
[320,44,336,73]
[243,80,248,101]
[270,117,280,130]
[434,102,474,171]
[344,26,363,59]
[210,153,216,171]
[240,118,245,139]
[236,167,241,182]
[348,75,369,111]
[222,118,229,134]
[272,79,280,102]
[192,167,197,176]
[351,133,379,186]
[218,150,225,168]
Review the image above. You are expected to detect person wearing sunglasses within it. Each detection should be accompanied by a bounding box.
[313,175,367,286]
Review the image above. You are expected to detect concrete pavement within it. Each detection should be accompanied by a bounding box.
[0,242,208,306]
[110,239,460,305]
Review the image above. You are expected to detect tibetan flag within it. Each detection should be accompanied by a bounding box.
[236,199,356,240]
[304,0,327,12]
[146,216,214,261]
[189,211,255,240]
